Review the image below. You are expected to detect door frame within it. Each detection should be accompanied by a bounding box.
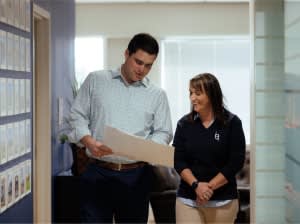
[33,4,51,223]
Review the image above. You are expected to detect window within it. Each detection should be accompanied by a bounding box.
[161,37,250,143]
[75,37,104,86]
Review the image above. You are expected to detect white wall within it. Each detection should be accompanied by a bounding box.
[76,3,249,86]
[76,3,249,37]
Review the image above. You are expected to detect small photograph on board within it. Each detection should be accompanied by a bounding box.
[6,78,14,116]
[0,124,7,165]
[19,37,25,72]
[19,162,25,198]
[0,172,7,213]
[6,169,14,208]
[6,32,14,70]
[14,35,20,71]
[25,160,31,194]
[19,120,26,156]
[25,79,31,112]
[13,0,20,29]
[14,79,19,114]
[13,166,20,202]
[0,78,7,116]
[0,31,7,69]
[19,0,25,30]
[6,0,14,27]
[0,0,7,23]
[19,79,25,113]
[13,122,20,158]
[6,123,14,162]
[25,0,31,32]
[25,119,31,153]
[25,38,31,72]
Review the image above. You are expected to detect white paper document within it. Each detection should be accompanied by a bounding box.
[103,126,174,167]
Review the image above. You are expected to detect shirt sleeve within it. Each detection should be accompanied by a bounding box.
[220,116,246,180]
[148,90,173,145]
[66,73,94,144]
[173,119,188,175]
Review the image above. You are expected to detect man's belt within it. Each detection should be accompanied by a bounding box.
[90,159,147,171]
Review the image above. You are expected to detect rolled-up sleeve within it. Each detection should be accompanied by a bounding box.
[149,90,173,145]
[67,73,94,144]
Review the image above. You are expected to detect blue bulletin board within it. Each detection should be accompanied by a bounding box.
[0,0,33,222]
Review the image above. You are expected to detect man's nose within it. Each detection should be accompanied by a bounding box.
[138,64,145,73]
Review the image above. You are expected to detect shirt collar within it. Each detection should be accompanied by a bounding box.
[193,113,215,122]
[111,68,149,87]
[193,113,200,121]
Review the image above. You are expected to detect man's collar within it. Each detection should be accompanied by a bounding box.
[112,68,149,87]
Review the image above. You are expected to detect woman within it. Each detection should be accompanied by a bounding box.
[173,73,245,223]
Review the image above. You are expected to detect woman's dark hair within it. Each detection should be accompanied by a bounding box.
[127,33,159,56]
[189,73,227,125]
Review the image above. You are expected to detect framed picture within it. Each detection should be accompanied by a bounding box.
[0,124,7,165]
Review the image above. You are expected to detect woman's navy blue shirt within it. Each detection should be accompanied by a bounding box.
[173,110,246,200]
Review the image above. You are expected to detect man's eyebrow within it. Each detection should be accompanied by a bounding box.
[135,58,153,66]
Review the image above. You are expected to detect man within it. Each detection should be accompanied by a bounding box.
[67,33,173,223]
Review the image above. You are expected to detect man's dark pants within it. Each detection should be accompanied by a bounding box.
[79,163,151,223]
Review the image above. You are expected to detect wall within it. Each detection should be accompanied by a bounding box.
[76,3,249,37]
[77,2,249,87]
[34,0,75,176]
[254,0,285,222]
[253,0,300,222]
[284,0,300,222]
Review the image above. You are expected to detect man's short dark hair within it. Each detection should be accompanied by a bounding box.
[127,33,159,56]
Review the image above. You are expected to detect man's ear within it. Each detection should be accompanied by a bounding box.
[125,49,129,59]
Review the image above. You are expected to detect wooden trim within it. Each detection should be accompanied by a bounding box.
[33,4,51,223]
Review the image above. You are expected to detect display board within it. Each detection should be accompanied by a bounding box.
[0,0,33,222]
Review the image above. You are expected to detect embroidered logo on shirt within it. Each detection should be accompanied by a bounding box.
[214,131,220,141]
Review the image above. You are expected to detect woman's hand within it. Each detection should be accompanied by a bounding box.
[195,182,213,205]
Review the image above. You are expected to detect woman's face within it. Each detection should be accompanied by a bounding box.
[189,86,211,113]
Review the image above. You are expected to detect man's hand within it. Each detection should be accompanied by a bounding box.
[89,141,113,158]
[81,135,113,158]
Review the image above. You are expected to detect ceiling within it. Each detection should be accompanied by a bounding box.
[76,0,249,3]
